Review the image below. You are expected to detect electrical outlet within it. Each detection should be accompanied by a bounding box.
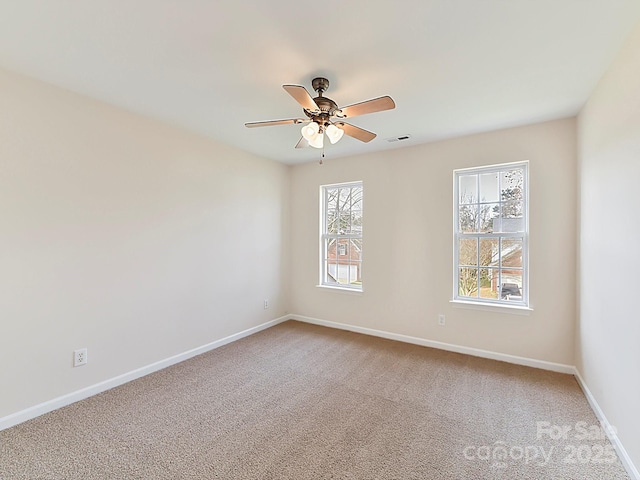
[438,315,446,326]
[73,348,88,367]
[264,299,269,309]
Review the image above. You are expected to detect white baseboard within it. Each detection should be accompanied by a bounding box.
[573,368,639,480]
[0,315,290,432]
[290,314,575,374]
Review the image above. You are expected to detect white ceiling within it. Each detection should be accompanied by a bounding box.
[0,1,639,164]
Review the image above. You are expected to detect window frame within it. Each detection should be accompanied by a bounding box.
[452,161,529,307]
[319,181,363,292]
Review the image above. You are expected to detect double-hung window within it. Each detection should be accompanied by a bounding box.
[454,162,528,306]
[320,181,363,290]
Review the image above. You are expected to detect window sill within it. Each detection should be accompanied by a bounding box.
[316,285,364,295]
[450,299,532,315]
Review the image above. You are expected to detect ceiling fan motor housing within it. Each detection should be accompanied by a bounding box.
[305,78,340,124]
[306,98,339,123]
[303,77,340,126]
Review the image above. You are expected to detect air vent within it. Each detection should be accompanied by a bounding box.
[387,135,411,143]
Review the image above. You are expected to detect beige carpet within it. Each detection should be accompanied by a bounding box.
[0,320,629,479]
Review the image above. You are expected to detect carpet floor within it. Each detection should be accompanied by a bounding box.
[0,320,630,479]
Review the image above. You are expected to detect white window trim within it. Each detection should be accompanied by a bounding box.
[449,299,532,315]
[316,284,365,294]
[319,181,363,292]
[452,161,530,309]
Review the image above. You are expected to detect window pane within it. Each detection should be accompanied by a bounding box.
[338,211,350,234]
[499,271,523,301]
[458,238,478,266]
[479,238,498,267]
[479,203,499,233]
[324,238,338,284]
[351,187,363,210]
[339,188,351,209]
[326,188,338,211]
[351,261,362,286]
[502,201,523,218]
[500,237,523,301]
[350,240,363,286]
[494,201,524,232]
[326,209,339,234]
[336,239,350,285]
[479,172,499,202]
[500,238,523,269]
[501,169,524,202]
[459,175,477,204]
[503,207,524,232]
[479,268,499,300]
[326,263,338,284]
[458,267,478,297]
[350,210,363,234]
[459,205,478,232]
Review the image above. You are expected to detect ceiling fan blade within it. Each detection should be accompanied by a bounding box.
[295,137,309,149]
[337,96,395,119]
[336,122,377,143]
[245,118,306,128]
[283,84,320,112]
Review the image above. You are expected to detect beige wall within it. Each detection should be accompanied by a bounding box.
[290,118,577,365]
[577,22,640,470]
[0,69,290,418]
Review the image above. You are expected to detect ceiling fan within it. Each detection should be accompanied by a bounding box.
[245,77,395,151]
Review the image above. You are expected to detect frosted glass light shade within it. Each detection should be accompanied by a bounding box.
[309,132,324,149]
[301,122,320,141]
[325,124,344,144]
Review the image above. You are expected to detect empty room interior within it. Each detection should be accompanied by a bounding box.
[1,1,639,479]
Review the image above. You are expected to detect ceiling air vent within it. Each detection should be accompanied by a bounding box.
[387,135,411,143]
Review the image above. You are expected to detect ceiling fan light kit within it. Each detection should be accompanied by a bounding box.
[245,77,395,160]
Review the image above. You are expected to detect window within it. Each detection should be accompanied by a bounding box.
[454,162,528,306]
[321,182,363,290]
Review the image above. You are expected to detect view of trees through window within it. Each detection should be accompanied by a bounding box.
[321,183,363,289]
[455,165,527,304]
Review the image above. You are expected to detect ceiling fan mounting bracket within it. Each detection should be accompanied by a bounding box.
[311,77,330,95]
